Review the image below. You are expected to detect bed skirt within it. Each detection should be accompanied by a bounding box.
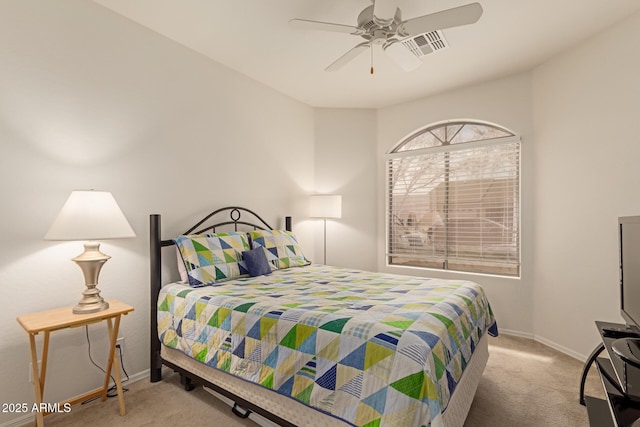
[161,333,489,427]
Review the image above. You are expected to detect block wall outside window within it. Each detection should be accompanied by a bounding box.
[386,121,521,277]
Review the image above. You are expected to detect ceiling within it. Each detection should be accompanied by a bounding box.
[94,0,640,108]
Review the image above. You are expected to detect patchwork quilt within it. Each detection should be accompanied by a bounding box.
[158,265,497,427]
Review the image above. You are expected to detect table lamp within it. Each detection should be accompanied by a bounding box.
[45,190,136,314]
[309,194,342,265]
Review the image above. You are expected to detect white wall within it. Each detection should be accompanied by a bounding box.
[377,73,535,337]
[313,109,378,271]
[374,9,640,360]
[3,5,640,424]
[0,1,314,425]
[531,10,640,358]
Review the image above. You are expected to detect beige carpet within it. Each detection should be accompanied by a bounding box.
[464,334,603,426]
[44,334,604,426]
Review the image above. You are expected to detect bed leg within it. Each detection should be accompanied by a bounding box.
[150,214,163,383]
[150,367,162,383]
[180,374,196,391]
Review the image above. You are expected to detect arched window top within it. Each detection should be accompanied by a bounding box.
[386,119,520,277]
[392,121,515,153]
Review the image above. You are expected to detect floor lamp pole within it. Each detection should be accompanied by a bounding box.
[323,218,327,265]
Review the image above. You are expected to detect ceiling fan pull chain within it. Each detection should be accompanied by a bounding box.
[370,46,374,75]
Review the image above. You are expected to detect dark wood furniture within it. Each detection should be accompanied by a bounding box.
[582,321,640,427]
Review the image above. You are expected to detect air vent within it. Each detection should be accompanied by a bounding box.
[401,30,449,58]
[360,19,376,32]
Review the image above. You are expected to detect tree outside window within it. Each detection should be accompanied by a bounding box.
[387,121,520,276]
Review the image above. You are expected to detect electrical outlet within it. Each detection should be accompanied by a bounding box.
[116,337,124,357]
[29,360,41,383]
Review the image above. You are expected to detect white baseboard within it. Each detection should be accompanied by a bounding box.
[123,368,150,385]
[0,369,150,427]
[497,329,588,362]
[0,414,31,427]
[498,328,534,339]
[2,334,588,427]
[533,335,588,362]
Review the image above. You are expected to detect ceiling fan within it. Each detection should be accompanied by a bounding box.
[289,0,483,73]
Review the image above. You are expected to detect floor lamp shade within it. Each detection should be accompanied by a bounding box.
[309,195,342,265]
[309,195,342,219]
[45,190,136,314]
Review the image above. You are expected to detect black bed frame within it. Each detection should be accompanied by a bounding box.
[149,207,293,425]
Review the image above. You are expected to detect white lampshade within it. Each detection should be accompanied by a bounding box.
[45,190,136,241]
[45,190,135,314]
[309,195,342,219]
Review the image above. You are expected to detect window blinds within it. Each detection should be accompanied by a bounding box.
[387,137,520,276]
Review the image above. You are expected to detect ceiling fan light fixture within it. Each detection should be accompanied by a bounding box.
[384,41,422,71]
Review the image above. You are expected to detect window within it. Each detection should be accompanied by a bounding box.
[387,121,520,276]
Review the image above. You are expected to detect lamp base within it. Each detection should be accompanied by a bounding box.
[73,299,109,314]
[71,241,111,315]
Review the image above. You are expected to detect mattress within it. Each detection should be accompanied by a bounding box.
[158,265,497,426]
[162,333,489,427]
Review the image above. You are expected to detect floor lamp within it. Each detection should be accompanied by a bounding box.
[309,195,342,265]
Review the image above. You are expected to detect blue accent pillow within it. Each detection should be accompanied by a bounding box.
[243,247,272,277]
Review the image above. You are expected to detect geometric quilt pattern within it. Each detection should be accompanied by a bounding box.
[158,265,497,426]
[248,229,310,271]
[174,232,250,287]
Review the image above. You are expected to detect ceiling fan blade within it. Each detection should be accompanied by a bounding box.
[325,42,370,72]
[384,41,423,71]
[399,2,483,37]
[289,19,364,35]
[373,0,399,24]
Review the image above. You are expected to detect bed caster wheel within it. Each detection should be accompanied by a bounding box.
[232,403,252,419]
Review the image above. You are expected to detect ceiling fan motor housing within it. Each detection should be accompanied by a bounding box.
[357,5,402,42]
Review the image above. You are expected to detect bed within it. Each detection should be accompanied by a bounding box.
[149,207,498,427]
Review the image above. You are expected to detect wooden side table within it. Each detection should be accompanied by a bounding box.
[16,299,134,426]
